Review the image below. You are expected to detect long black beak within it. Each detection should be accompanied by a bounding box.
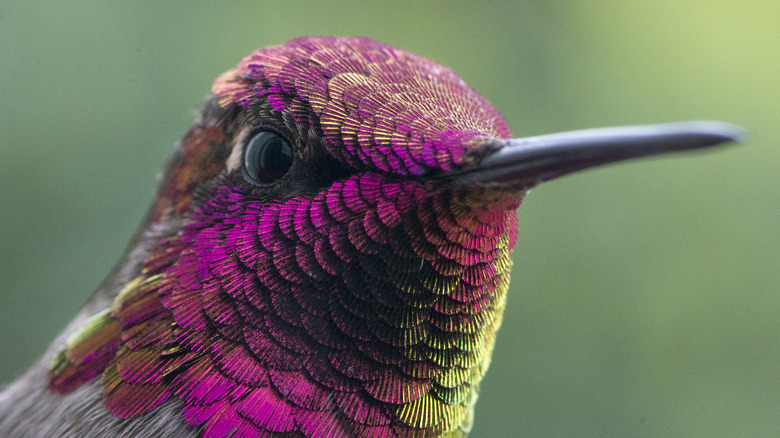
[447,121,746,186]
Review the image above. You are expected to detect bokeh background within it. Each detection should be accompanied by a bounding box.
[1,1,778,436]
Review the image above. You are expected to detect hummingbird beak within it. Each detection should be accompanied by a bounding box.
[446,121,746,186]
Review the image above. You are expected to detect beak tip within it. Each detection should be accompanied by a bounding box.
[686,120,748,146]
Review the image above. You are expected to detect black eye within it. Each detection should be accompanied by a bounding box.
[243,131,293,185]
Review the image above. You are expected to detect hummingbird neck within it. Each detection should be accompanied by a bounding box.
[111,171,524,434]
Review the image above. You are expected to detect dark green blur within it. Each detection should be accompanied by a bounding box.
[1,1,777,436]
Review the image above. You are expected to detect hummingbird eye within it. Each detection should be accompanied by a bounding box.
[243,130,294,185]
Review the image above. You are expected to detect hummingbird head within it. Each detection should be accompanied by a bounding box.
[47,36,742,437]
[155,36,526,229]
[140,37,525,435]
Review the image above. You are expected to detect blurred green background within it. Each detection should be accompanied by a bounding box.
[1,1,778,436]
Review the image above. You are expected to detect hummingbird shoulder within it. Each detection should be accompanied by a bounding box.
[0,36,742,438]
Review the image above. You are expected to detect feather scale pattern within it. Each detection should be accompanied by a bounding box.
[46,36,524,437]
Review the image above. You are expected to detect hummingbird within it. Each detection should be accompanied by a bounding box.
[0,36,742,437]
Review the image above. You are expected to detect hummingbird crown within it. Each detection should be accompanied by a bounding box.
[213,36,511,176]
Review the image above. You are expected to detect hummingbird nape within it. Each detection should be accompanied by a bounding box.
[0,36,743,438]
